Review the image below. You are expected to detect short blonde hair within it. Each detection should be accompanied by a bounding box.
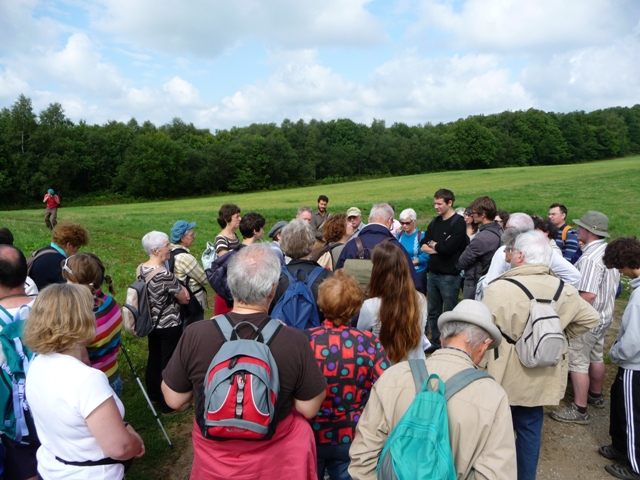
[317,270,364,326]
[23,284,96,354]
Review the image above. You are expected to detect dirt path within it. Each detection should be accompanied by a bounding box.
[163,302,627,479]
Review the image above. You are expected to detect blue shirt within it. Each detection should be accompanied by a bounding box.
[396,230,429,274]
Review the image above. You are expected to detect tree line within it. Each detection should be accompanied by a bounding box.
[1,94,639,206]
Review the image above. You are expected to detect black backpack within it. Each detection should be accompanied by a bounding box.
[167,248,205,328]
[205,245,245,308]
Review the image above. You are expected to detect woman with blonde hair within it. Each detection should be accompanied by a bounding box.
[61,253,124,397]
[306,270,388,479]
[24,284,144,479]
[357,242,428,364]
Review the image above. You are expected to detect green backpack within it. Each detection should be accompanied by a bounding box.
[377,359,491,480]
[0,304,35,443]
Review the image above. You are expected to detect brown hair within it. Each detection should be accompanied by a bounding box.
[369,242,422,363]
[217,204,241,229]
[317,270,365,326]
[322,213,347,243]
[23,283,96,354]
[604,237,640,270]
[468,196,497,221]
[61,253,116,297]
[51,223,90,248]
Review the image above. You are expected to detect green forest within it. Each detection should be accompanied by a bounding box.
[1,94,639,207]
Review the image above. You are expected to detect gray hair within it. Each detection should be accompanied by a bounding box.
[440,321,491,350]
[514,230,552,267]
[227,244,280,305]
[399,208,417,222]
[455,207,466,216]
[280,219,315,259]
[297,206,313,217]
[369,203,394,224]
[501,228,520,250]
[142,231,169,255]
[506,213,534,233]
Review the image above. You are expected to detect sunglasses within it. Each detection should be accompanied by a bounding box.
[399,221,413,225]
[62,256,74,276]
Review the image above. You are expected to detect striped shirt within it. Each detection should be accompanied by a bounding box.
[214,234,240,256]
[139,265,182,329]
[88,291,122,383]
[575,239,620,334]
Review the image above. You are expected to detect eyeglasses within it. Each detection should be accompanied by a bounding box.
[185,233,196,239]
[399,221,413,225]
[505,247,513,253]
[466,211,476,216]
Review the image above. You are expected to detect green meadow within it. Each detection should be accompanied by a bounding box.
[2,156,640,478]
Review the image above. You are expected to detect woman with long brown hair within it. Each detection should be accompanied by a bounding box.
[356,242,428,364]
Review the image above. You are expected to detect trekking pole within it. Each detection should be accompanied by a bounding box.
[120,344,172,447]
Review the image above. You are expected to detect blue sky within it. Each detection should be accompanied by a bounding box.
[1,0,639,131]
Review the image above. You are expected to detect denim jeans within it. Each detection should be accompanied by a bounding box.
[426,273,461,347]
[316,444,352,480]
[511,405,544,480]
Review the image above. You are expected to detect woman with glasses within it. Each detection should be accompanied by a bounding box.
[139,231,191,415]
[169,220,208,327]
[62,253,124,398]
[357,242,429,364]
[463,209,479,240]
[396,208,429,295]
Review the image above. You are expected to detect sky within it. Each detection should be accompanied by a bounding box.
[1,0,639,131]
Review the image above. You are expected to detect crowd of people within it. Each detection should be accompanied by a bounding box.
[0,190,637,480]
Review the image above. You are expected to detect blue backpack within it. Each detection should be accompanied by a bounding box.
[270,266,324,330]
[377,359,491,480]
[0,304,35,443]
[205,246,244,307]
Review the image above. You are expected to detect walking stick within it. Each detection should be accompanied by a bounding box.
[120,344,172,447]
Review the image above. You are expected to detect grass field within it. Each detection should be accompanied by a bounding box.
[2,156,639,478]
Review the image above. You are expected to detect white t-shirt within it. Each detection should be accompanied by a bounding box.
[26,353,125,480]
[357,293,429,362]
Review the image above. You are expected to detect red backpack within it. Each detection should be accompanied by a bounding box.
[202,315,282,441]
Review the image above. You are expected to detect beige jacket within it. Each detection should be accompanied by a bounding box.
[483,264,600,407]
[349,349,517,480]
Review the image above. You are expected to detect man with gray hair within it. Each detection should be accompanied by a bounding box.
[162,244,327,478]
[335,203,422,290]
[296,206,313,224]
[349,300,517,479]
[483,230,599,480]
[475,213,581,300]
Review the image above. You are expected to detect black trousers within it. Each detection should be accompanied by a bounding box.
[146,324,183,412]
[610,367,640,473]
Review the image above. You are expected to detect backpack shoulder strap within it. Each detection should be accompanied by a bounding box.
[396,231,403,240]
[143,266,167,284]
[212,315,234,342]
[355,237,365,259]
[309,244,331,262]
[281,265,296,283]
[552,280,564,302]
[408,359,429,395]
[168,248,187,273]
[304,266,325,286]
[561,225,572,243]
[0,305,13,328]
[444,368,492,400]
[502,277,534,300]
[258,318,283,346]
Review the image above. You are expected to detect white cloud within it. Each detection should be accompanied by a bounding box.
[91,0,386,58]
[41,34,125,96]
[196,50,532,129]
[0,68,30,98]
[0,0,62,53]
[162,76,202,107]
[411,0,640,53]
[520,37,640,112]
